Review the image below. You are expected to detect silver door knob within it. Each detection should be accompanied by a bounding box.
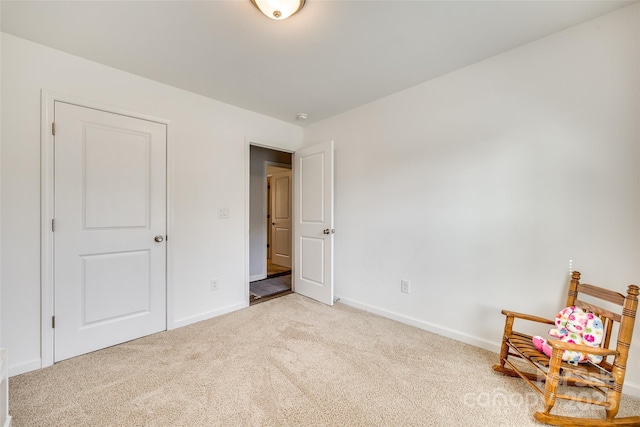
[154,235,164,242]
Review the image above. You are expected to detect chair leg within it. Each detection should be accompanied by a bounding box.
[498,316,514,367]
[606,390,621,421]
[542,347,563,414]
[498,337,510,368]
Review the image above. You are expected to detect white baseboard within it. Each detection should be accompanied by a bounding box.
[3,416,11,427]
[172,301,247,329]
[250,274,266,282]
[624,381,640,398]
[336,296,640,399]
[8,358,42,377]
[338,296,500,353]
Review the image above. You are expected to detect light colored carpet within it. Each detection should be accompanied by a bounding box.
[8,294,640,426]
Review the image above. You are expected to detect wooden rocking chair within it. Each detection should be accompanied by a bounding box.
[493,271,640,426]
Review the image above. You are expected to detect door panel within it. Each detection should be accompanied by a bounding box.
[81,250,150,325]
[300,236,324,284]
[83,126,150,228]
[54,101,167,362]
[294,141,334,306]
[271,170,292,268]
[300,153,324,222]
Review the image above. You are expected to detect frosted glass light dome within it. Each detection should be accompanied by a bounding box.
[251,0,305,20]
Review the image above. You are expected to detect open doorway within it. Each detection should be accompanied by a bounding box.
[249,146,292,304]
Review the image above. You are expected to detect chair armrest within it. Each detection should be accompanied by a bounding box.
[501,310,555,326]
[547,339,619,357]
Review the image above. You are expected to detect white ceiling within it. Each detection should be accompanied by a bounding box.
[1,0,635,126]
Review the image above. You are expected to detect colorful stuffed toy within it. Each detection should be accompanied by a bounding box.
[532,306,604,364]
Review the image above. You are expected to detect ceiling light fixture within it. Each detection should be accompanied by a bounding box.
[251,0,306,20]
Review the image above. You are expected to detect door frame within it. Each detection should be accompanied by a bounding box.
[40,90,173,368]
[245,138,296,303]
[265,162,292,270]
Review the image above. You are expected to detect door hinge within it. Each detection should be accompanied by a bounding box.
[52,316,55,328]
[52,122,56,136]
[52,218,56,232]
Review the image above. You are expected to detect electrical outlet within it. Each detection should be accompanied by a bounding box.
[400,280,410,294]
[210,279,219,291]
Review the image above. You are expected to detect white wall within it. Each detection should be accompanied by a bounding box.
[3,3,640,398]
[0,33,303,375]
[304,4,640,395]
[249,146,291,281]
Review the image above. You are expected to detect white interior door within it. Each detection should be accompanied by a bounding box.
[54,101,167,362]
[293,141,334,306]
[271,170,292,268]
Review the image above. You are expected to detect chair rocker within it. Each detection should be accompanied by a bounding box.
[493,271,640,426]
